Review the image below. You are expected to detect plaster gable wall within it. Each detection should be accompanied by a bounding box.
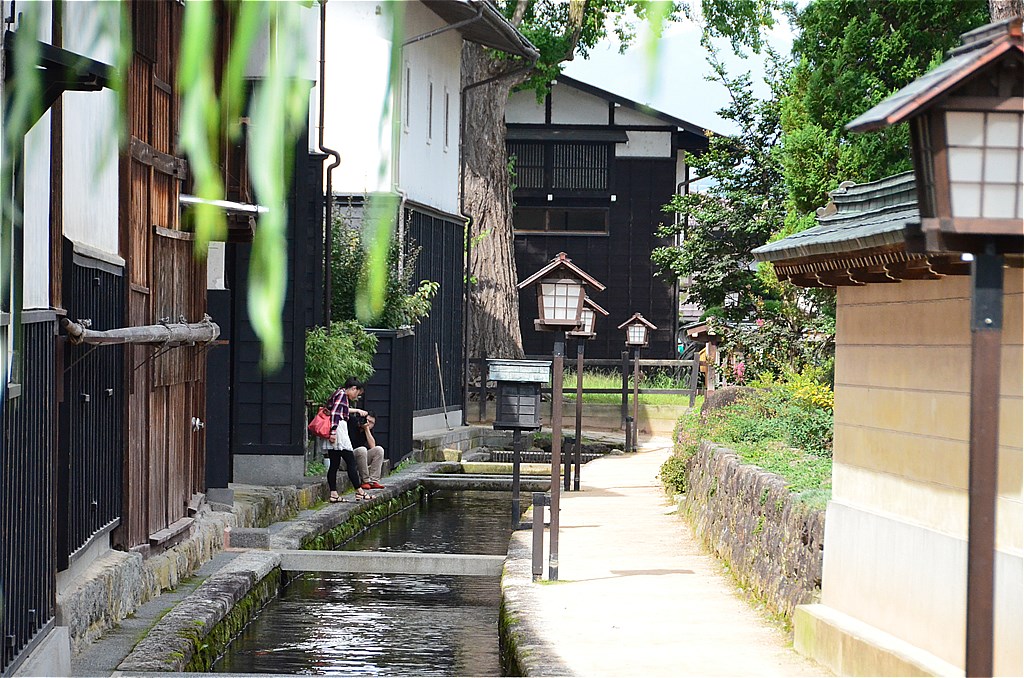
[613,105,669,127]
[550,83,608,125]
[506,88,545,123]
[819,270,1023,674]
[396,2,462,214]
[618,130,672,158]
[61,1,121,258]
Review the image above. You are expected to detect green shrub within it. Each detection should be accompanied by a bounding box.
[659,398,704,494]
[305,321,377,405]
[331,204,439,329]
[661,372,834,497]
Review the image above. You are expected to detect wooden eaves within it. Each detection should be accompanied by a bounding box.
[752,173,973,288]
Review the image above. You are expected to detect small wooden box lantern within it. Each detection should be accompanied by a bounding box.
[568,297,609,338]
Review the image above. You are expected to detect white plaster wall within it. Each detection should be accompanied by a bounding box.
[245,2,318,81]
[550,83,607,125]
[818,272,1024,675]
[320,0,395,196]
[24,112,51,310]
[821,502,1022,675]
[506,88,545,124]
[396,2,461,215]
[613,105,668,127]
[21,1,53,310]
[61,1,120,257]
[675,152,688,188]
[617,130,671,158]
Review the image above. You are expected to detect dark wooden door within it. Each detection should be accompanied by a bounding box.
[117,0,205,551]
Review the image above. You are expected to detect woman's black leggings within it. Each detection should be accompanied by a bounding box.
[327,448,361,492]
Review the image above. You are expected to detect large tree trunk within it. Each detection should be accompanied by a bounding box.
[989,0,1024,19]
[461,43,531,361]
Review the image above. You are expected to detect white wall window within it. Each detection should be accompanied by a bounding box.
[427,79,434,143]
[403,62,411,133]
[444,87,450,151]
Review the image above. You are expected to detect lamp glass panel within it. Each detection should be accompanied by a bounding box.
[946,111,985,146]
[540,278,583,322]
[987,113,1021,148]
[580,308,595,335]
[627,324,646,345]
[984,147,1020,184]
[950,182,982,218]
[982,183,1018,219]
[948,147,983,182]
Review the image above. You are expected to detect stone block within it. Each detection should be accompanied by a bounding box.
[227,527,270,549]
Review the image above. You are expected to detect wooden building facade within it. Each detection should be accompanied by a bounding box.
[506,75,709,359]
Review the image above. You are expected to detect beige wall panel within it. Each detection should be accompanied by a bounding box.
[832,463,1022,550]
[836,296,971,346]
[834,424,1022,499]
[839,276,971,306]
[835,344,1022,397]
[835,385,970,440]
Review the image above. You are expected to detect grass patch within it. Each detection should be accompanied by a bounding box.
[560,368,694,406]
[660,372,833,500]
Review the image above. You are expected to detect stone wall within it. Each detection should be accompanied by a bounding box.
[680,441,825,619]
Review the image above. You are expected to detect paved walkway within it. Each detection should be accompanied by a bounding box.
[505,435,828,677]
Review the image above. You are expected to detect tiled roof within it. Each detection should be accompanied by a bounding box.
[752,172,918,263]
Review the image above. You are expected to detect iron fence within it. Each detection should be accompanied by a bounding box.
[1,317,56,674]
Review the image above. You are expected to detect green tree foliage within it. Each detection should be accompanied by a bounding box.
[330,206,439,330]
[652,52,787,323]
[780,0,990,216]
[304,321,377,405]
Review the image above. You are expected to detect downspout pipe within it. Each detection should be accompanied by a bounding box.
[318,0,342,327]
[458,59,537,425]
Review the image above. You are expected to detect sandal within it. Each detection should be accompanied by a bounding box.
[329,494,341,503]
[355,490,372,501]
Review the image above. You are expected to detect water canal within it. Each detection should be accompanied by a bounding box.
[214,490,514,676]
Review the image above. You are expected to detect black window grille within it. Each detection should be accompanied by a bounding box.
[514,207,608,233]
[509,141,545,189]
[553,143,608,190]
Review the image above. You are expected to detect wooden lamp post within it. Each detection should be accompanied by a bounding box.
[846,17,1023,677]
[517,252,605,580]
[618,313,657,453]
[566,296,609,491]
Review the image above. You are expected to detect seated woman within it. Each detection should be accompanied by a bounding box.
[348,410,385,490]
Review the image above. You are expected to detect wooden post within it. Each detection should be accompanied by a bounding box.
[620,350,629,428]
[632,346,640,451]
[478,357,487,423]
[965,251,1002,678]
[706,342,717,392]
[688,357,700,407]
[549,336,564,581]
[574,340,584,492]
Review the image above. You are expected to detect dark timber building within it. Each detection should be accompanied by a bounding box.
[506,75,710,359]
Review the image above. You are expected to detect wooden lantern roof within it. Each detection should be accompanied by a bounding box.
[517,252,606,291]
[583,296,610,316]
[617,313,658,331]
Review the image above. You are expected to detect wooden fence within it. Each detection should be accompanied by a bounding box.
[470,353,701,426]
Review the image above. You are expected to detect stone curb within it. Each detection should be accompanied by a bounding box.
[500,531,576,677]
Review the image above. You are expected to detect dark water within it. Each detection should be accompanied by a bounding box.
[213,490,513,676]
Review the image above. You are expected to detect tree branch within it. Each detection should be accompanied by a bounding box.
[561,0,588,62]
[511,0,529,27]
